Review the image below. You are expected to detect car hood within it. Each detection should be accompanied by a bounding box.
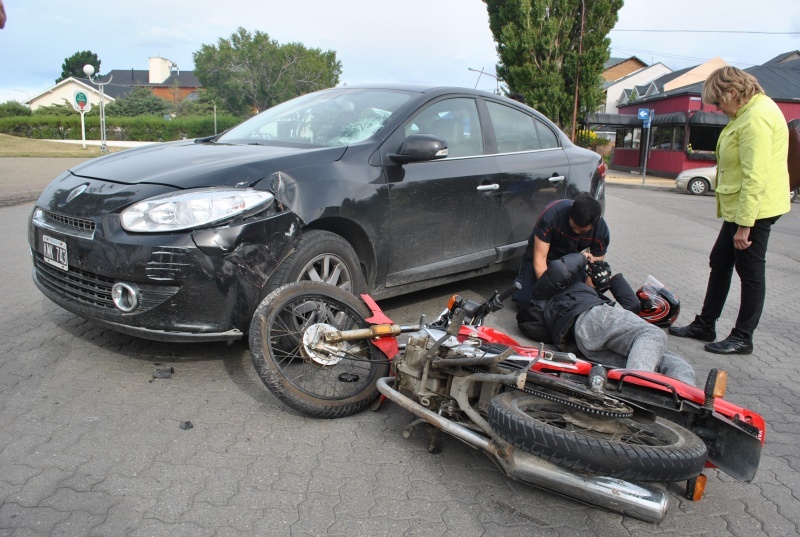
[68,140,349,189]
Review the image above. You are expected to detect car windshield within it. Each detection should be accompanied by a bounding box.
[218,88,414,147]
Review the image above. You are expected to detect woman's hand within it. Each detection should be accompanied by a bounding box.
[734,226,752,250]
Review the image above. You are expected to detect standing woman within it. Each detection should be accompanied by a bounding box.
[669,66,790,354]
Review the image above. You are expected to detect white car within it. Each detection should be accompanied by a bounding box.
[675,165,716,195]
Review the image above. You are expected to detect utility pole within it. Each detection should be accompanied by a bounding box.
[570,0,586,142]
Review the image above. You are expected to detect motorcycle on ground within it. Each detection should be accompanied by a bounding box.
[248,281,765,523]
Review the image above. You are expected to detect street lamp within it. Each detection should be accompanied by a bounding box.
[83,64,112,153]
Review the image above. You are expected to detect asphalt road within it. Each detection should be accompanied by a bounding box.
[2,187,799,536]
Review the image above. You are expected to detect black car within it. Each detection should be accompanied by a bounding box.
[28,85,605,343]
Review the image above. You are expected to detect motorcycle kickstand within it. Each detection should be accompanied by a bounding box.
[402,419,443,454]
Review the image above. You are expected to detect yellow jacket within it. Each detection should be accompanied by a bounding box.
[715,93,790,226]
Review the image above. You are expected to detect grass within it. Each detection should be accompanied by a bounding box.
[0,134,126,158]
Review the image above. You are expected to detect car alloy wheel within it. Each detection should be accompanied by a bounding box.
[688,178,709,195]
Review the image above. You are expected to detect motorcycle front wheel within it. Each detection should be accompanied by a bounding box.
[249,281,390,419]
[488,391,707,482]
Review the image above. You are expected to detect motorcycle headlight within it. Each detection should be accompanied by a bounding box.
[121,188,275,232]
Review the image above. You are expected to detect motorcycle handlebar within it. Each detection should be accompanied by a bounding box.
[498,281,522,303]
[482,281,522,318]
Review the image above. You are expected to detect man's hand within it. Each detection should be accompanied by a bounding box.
[734,226,752,250]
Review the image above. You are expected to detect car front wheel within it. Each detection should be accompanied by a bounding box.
[268,230,364,294]
[688,178,709,195]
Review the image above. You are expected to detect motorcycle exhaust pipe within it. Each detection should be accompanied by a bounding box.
[376,377,668,523]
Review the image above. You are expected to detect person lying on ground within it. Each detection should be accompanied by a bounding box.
[517,251,696,386]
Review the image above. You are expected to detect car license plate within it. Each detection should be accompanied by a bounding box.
[42,235,68,271]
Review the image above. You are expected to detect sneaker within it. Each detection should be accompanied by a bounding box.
[668,315,716,342]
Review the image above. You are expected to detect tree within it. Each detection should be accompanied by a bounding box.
[57,51,101,83]
[174,89,225,117]
[105,87,171,117]
[484,0,622,130]
[193,28,342,116]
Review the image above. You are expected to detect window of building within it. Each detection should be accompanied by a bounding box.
[614,127,641,149]
[649,126,686,150]
[688,126,723,152]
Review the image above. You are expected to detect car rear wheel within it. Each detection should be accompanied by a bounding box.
[791,188,798,203]
[688,178,709,195]
[268,230,364,294]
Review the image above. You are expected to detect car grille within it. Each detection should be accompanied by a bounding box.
[40,210,96,236]
[34,254,115,309]
[34,255,180,311]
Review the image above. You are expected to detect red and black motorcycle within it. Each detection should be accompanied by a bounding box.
[248,281,765,523]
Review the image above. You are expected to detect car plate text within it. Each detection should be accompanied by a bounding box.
[43,235,68,271]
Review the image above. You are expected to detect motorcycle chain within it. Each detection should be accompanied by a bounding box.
[464,364,633,419]
[517,384,633,419]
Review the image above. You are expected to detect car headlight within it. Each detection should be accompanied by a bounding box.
[121,188,275,232]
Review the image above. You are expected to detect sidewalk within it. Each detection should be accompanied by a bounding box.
[605,169,675,191]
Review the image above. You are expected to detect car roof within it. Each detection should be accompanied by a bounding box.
[325,83,504,99]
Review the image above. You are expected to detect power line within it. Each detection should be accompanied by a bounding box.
[613,29,800,35]
[611,46,757,68]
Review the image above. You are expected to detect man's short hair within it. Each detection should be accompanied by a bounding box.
[569,193,602,227]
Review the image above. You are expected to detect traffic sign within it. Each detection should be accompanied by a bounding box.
[643,118,651,128]
[638,108,650,120]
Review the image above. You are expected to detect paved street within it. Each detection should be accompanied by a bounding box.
[1,164,799,535]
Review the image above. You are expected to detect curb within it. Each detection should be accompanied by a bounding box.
[606,181,675,192]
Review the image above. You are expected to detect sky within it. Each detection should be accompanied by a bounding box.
[1,0,799,105]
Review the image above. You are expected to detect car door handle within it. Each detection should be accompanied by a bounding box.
[477,184,500,191]
[549,175,566,184]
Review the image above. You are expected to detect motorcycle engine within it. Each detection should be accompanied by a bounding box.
[394,329,482,412]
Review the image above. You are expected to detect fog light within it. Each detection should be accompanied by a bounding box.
[111,282,140,312]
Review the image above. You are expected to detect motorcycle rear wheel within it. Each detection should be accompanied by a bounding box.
[488,391,707,482]
[249,281,389,419]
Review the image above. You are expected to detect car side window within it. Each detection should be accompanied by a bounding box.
[534,117,560,149]
[403,98,483,157]
[486,102,540,153]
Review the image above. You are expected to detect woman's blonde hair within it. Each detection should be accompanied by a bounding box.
[702,66,764,108]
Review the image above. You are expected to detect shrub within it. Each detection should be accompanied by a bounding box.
[0,115,241,141]
[0,100,32,118]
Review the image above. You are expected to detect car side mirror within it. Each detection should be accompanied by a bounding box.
[388,134,448,164]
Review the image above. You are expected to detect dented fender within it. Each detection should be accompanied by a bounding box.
[192,211,303,287]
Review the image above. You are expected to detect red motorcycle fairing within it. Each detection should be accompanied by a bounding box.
[360,293,400,359]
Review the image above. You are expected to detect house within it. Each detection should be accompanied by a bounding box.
[585,51,800,177]
[25,57,202,110]
[107,57,202,103]
[601,62,672,114]
[603,56,648,82]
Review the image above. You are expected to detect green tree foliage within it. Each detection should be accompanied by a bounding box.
[0,100,32,118]
[174,89,226,117]
[105,87,171,117]
[484,0,622,129]
[57,51,101,84]
[193,27,342,116]
[32,102,76,117]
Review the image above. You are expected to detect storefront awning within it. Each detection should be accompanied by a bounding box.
[583,113,640,127]
[584,111,728,128]
[652,112,687,125]
[689,111,729,126]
